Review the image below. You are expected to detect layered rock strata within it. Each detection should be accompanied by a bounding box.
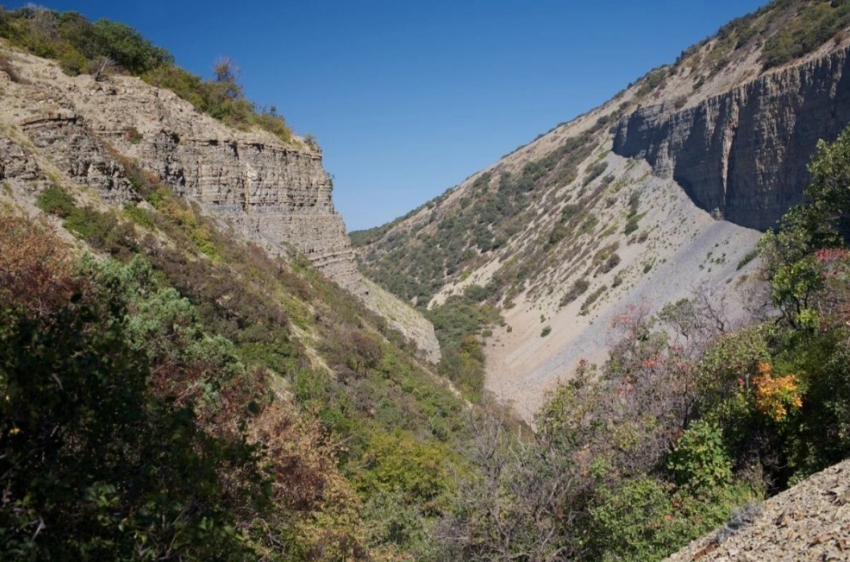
[614,47,850,230]
[139,131,361,289]
[0,44,440,362]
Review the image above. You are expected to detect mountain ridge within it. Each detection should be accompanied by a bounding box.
[0,33,441,362]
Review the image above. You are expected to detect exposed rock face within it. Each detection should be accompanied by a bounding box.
[139,131,361,290]
[21,113,135,202]
[664,459,850,562]
[0,44,440,362]
[0,136,44,186]
[614,47,850,230]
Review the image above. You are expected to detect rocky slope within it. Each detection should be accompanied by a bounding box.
[0,41,440,362]
[664,459,850,562]
[353,0,850,417]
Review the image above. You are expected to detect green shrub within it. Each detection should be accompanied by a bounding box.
[668,421,733,491]
[36,185,76,217]
[589,477,687,562]
[63,206,137,256]
[582,161,609,187]
[580,285,607,315]
[762,1,850,70]
[737,249,758,270]
[541,326,552,337]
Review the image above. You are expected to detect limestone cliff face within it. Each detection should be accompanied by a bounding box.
[140,132,361,289]
[613,47,850,230]
[0,44,440,362]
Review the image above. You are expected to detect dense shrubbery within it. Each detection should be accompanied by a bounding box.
[762,0,850,69]
[1,218,267,560]
[10,151,475,558]
[428,283,501,400]
[0,7,293,143]
[353,133,598,307]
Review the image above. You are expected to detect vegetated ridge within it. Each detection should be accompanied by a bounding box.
[352,0,850,417]
[0,6,462,560]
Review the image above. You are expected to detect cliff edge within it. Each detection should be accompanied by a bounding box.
[0,40,440,362]
[614,46,850,231]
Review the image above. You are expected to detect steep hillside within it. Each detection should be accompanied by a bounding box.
[352,0,850,416]
[0,8,469,560]
[5,4,850,561]
[0,7,440,362]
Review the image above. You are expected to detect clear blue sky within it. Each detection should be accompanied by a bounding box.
[12,1,767,230]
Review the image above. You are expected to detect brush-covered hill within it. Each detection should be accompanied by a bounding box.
[0,7,474,560]
[352,0,850,417]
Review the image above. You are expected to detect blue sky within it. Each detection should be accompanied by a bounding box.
[12,1,767,230]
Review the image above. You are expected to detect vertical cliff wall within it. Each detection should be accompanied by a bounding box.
[140,132,362,290]
[613,47,850,230]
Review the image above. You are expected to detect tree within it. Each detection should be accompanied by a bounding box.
[758,127,850,327]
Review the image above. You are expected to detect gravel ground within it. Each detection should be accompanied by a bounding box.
[485,156,763,420]
[665,459,850,562]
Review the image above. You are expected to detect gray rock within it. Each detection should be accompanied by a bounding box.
[614,47,850,231]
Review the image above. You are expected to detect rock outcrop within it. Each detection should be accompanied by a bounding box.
[21,112,136,202]
[0,42,440,362]
[139,131,362,290]
[614,47,850,230]
[664,459,850,562]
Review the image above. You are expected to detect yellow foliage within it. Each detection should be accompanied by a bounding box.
[753,362,803,422]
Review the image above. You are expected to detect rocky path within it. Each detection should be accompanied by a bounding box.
[665,459,850,562]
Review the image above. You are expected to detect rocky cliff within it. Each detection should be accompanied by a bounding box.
[0,42,440,362]
[614,46,850,231]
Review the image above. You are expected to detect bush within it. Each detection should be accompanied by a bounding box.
[541,326,552,337]
[36,185,76,217]
[580,285,607,315]
[561,278,590,306]
[668,421,733,491]
[589,477,687,562]
[737,249,758,270]
[0,51,22,82]
[0,219,259,560]
[600,252,621,274]
[582,161,609,187]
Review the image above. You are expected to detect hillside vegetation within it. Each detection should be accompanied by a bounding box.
[0,6,294,143]
[1,173,483,559]
[5,118,850,562]
[0,120,479,558]
[3,2,850,561]
[352,0,850,413]
[432,126,850,562]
